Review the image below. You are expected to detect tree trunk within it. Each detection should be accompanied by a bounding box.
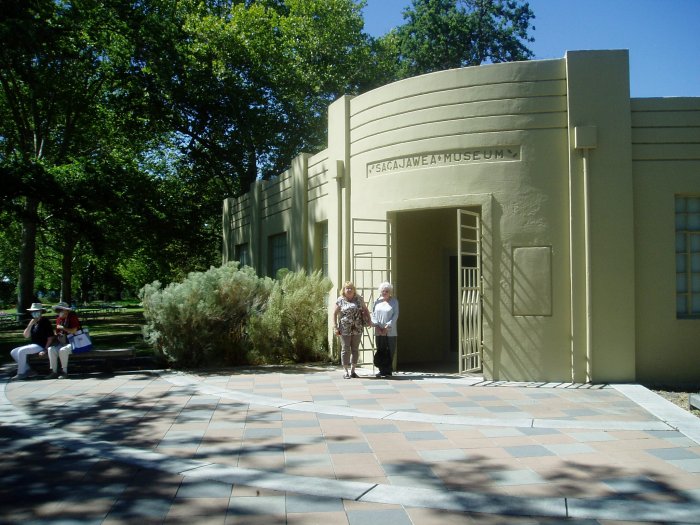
[17,196,39,320]
[60,238,77,305]
[241,147,257,191]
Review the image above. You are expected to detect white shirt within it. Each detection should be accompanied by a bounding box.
[371,296,399,337]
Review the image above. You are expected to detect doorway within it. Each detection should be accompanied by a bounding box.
[394,207,482,373]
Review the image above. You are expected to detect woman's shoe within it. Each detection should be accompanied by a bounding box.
[343,371,351,379]
[350,371,359,378]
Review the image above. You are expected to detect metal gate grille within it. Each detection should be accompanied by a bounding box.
[458,210,482,373]
[352,218,392,365]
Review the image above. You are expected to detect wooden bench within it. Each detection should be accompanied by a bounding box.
[28,348,135,375]
[0,313,21,329]
[75,304,127,322]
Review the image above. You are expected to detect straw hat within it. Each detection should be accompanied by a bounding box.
[52,302,74,312]
[27,303,46,312]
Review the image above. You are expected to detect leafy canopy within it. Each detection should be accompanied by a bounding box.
[387,0,535,78]
[0,0,536,310]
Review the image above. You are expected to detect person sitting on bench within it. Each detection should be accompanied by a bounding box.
[9,303,54,381]
[46,302,81,379]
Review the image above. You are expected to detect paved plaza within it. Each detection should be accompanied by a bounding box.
[1,365,700,524]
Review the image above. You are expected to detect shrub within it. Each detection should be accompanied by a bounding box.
[139,262,272,367]
[140,264,334,368]
[247,270,333,364]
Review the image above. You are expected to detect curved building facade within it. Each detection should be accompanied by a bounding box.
[223,50,700,384]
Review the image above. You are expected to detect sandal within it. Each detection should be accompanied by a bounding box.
[343,371,351,379]
[350,371,359,378]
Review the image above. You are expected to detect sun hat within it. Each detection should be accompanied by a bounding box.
[27,303,46,312]
[52,302,74,312]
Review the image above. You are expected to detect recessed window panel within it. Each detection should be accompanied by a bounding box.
[268,233,288,278]
[676,232,686,252]
[676,196,700,318]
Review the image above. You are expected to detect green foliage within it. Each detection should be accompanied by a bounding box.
[140,262,271,367]
[140,264,332,368]
[388,0,535,78]
[0,0,536,315]
[0,0,378,310]
[247,270,333,364]
[0,0,172,308]
[136,0,375,183]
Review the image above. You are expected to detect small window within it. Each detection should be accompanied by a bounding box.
[268,233,288,278]
[675,196,700,318]
[235,243,250,267]
[316,221,329,277]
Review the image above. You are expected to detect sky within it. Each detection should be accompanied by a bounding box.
[362,0,700,98]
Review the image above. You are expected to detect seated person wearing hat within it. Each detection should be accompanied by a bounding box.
[47,302,81,379]
[9,303,54,380]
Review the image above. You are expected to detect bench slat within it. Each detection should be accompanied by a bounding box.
[28,348,134,361]
[71,349,134,358]
[27,348,136,374]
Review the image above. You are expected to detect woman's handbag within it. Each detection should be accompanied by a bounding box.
[68,329,93,354]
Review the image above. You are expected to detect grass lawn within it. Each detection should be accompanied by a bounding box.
[0,307,152,366]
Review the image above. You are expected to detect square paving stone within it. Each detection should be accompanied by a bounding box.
[505,445,554,458]
[285,494,344,513]
[327,442,372,454]
[176,479,233,498]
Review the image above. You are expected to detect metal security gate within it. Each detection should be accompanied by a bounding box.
[352,218,393,365]
[458,210,482,373]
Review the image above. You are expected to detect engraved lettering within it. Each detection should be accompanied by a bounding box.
[366,146,521,176]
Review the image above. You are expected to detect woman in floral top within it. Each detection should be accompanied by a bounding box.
[333,281,370,379]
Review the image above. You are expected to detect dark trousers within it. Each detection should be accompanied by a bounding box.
[374,335,393,375]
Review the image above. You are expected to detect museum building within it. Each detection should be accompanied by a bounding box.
[223,50,700,385]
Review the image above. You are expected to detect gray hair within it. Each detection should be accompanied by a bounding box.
[378,281,393,295]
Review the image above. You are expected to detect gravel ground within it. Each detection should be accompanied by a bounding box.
[652,388,700,418]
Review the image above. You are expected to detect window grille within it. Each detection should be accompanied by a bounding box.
[320,222,329,277]
[268,233,288,278]
[675,196,700,318]
[235,243,250,267]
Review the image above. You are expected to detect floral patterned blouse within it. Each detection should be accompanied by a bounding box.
[336,295,366,336]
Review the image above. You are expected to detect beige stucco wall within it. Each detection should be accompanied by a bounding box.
[565,51,636,383]
[345,57,574,381]
[632,97,700,386]
[222,50,700,385]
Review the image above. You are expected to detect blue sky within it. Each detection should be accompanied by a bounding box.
[362,0,700,98]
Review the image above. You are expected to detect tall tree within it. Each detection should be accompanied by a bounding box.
[118,0,379,282]
[387,0,535,78]
[0,0,405,309]
[0,0,163,310]
[130,0,374,185]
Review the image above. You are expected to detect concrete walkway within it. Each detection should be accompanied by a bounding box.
[1,365,699,524]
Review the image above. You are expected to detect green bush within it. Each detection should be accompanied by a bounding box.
[139,262,272,367]
[247,270,333,364]
[139,264,333,368]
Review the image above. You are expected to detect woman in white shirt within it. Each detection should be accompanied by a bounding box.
[371,282,399,377]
